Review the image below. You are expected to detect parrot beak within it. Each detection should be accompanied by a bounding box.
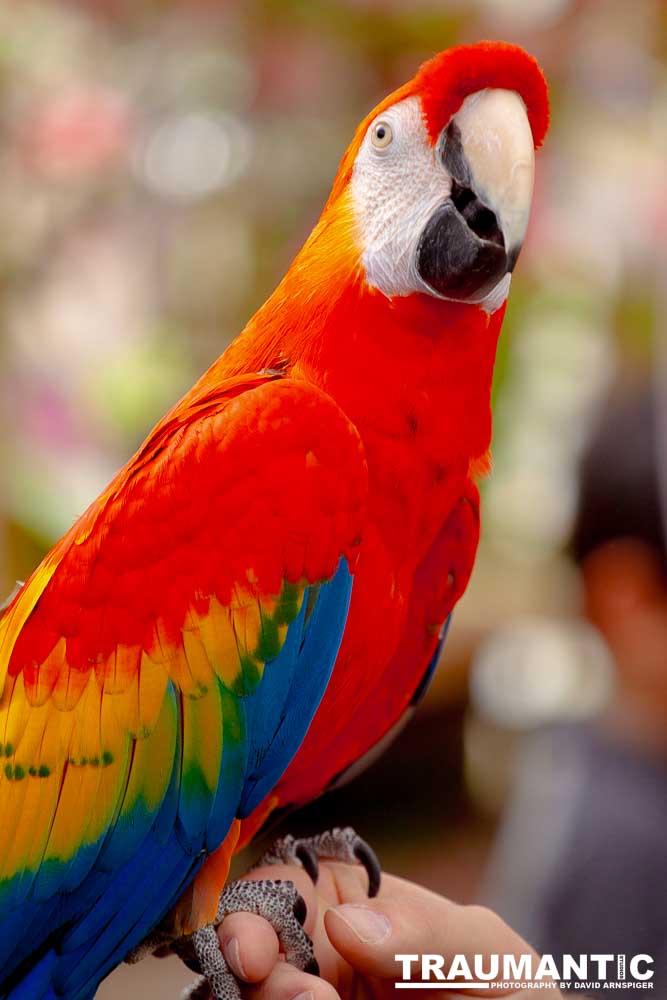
[416,88,535,304]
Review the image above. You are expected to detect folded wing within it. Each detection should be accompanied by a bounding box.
[0,373,366,998]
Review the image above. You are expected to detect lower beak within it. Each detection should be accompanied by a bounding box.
[416,192,514,303]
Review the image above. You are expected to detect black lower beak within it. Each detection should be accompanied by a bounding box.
[416,186,518,302]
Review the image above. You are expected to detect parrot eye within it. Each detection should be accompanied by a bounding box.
[370,121,393,149]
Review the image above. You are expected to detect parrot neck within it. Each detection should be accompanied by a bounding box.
[220,202,505,478]
[205,200,506,557]
[208,202,504,560]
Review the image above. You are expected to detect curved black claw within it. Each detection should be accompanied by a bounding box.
[293,892,308,926]
[256,827,382,899]
[354,838,382,898]
[295,843,320,885]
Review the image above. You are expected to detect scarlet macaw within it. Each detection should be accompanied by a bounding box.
[0,41,548,999]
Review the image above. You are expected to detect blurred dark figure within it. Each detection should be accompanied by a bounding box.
[485,385,667,996]
[573,388,667,754]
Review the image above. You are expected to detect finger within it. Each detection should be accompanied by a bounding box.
[321,860,377,905]
[324,887,536,997]
[217,912,280,983]
[246,955,341,1000]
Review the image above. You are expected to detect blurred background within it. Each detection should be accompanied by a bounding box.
[1,0,666,997]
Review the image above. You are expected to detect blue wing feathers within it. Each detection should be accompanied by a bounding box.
[238,558,353,817]
[58,834,199,998]
[0,559,353,999]
[6,951,57,1000]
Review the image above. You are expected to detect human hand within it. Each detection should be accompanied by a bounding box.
[209,861,564,999]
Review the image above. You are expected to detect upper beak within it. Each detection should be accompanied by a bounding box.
[416,88,535,304]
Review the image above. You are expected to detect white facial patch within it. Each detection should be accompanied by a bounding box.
[351,97,448,301]
[349,93,520,314]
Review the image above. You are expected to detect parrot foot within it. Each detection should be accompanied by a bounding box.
[255,826,381,898]
[179,877,317,1000]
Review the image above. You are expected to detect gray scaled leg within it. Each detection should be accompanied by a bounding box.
[255,826,381,898]
[176,877,317,1000]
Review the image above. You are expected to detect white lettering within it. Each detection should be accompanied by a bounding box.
[447,954,472,980]
[535,954,560,981]
[421,955,445,981]
[562,955,587,979]
[504,954,532,981]
[394,954,418,980]
[630,955,654,981]
[591,955,613,979]
[473,953,499,981]
[393,951,655,988]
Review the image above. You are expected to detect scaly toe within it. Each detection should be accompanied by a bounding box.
[256,826,382,897]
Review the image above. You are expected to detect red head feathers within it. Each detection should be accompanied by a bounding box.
[329,41,549,205]
[415,41,549,149]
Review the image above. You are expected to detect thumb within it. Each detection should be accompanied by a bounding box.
[323,898,434,981]
[323,889,538,997]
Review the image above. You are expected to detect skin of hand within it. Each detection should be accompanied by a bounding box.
[212,862,565,1000]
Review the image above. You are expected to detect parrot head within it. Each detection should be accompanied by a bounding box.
[325,41,549,311]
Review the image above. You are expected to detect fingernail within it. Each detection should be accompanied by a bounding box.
[292,992,314,1000]
[222,936,245,979]
[330,904,391,943]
